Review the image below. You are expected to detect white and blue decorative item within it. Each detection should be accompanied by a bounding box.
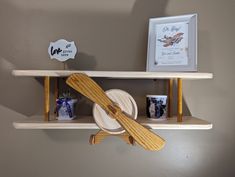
[56,92,77,120]
[48,39,77,62]
[146,95,167,119]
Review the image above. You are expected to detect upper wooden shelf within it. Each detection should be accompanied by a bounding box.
[12,70,213,79]
[13,116,212,130]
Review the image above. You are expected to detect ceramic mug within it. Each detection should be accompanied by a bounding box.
[146,95,167,119]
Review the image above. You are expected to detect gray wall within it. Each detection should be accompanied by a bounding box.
[0,0,234,177]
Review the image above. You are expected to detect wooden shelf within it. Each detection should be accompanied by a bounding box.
[12,70,213,79]
[12,69,213,132]
[13,116,212,130]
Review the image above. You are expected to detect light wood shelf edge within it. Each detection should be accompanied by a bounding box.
[13,116,212,130]
[12,70,213,79]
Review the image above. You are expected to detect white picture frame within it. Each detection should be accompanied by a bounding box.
[146,14,197,72]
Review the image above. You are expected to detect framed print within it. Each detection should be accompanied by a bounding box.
[146,14,197,72]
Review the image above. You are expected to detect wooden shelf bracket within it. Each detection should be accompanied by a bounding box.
[89,130,135,145]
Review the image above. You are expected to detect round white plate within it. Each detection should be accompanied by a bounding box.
[93,89,138,134]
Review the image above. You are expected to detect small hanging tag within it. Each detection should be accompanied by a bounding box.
[48,39,78,62]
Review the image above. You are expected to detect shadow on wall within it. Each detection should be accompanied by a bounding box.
[0,57,41,117]
[66,52,96,70]
[198,30,212,72]
[64,0,170,71]
[0,0,191,118]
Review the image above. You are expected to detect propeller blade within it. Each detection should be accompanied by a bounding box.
[66,73,165,151]
[115,112,165,150]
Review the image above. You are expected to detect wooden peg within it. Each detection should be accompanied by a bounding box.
[167,79,173,118]
[44,76,50,121]
[54,78,59,116]
[177,78,183,122]
[89,130,135,145]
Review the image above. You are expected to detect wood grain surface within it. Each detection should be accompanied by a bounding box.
[66,73,165,151]
[89,130,135,145]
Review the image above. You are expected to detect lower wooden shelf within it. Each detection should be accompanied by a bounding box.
[13,116,212,130]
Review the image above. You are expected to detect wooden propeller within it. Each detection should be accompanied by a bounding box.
[66,73,165,151]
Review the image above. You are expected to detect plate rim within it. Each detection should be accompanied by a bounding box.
[92,89,138,134]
